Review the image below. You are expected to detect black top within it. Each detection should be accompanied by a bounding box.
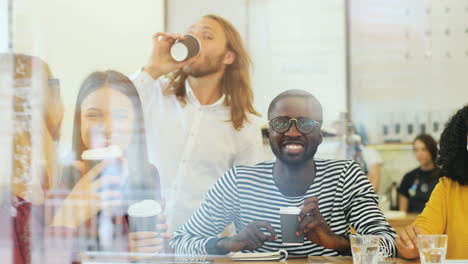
[398,167,440,213]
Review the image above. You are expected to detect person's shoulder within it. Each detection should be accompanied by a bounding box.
[153,76,171,94]
[233,161,274,178]
[234,115,264,141]
[315,158,355,170]
[158,75,171,83]
[241,115,264,130]
[404,167,421,178]
[235,160,273,171]
[317,159,368,184]
[438,176,459,189]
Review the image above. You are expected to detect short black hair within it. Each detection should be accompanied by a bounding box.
[437,105,468,185]
[267,89,322,119]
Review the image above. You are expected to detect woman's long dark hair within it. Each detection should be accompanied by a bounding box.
[70,70,158,199]
[414,134,438,165]
[414,134,440,179]
[437,105,468,185]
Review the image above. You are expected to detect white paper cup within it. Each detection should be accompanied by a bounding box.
[170,34,201,62]
[127,200,162,233]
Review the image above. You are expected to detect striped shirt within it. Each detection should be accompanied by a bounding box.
[170,159,397,256]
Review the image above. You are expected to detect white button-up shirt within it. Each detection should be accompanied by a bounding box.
[132,71,264,230]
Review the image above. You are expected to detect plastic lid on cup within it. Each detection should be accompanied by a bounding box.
[81,145,123,161]
[279,207,301,215]
[127,200,162,217]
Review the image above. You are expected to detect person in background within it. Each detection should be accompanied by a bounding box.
[131,14,264,231]
[316,121,384,192]
[347,124,383,192]
[398,134,440,213]
[396,105,468,259]
[170,90,396,256]
[51,70,166,261]
[0,53,66,264]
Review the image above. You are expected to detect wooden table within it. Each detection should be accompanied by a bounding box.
[214,256,417,264]
[82,255,418,264]
[387,214,418,234]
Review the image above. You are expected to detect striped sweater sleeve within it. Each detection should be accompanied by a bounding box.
[170,167,240,255]
[342,161,397,257]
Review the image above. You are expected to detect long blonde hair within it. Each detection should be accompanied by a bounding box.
[163,14,260,130]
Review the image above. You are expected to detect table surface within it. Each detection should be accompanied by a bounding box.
[215,256,417,264]
[82,255,419,264]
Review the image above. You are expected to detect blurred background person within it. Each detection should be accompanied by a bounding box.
[347,123,383,193]
[0,53,65,264]
[316,119,383,192]
[396,105,468,259]
[51,70,165,261]
[398,134,440,213]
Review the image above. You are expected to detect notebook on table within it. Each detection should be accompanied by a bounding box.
[231,249,288,262]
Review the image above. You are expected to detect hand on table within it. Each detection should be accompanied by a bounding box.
[217,221,277,252]
[297,197,350,253]
[396,224,424,259]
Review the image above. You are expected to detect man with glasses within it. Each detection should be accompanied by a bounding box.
[170,89,396,256]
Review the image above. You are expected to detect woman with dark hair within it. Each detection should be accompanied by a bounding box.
[51,70,164,259]
[398,134,440,213]
[396,105,468,259]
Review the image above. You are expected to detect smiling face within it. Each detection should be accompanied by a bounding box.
[182,17,234,77]
[80,87,135,151]
[268,96,323,166]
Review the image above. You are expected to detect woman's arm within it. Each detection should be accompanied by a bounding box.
[367,163,382,193]
[399,194,409,212]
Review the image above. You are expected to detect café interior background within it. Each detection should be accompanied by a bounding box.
[2,0,468,197]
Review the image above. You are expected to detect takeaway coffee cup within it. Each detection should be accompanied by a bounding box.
[81,145,124,181]
[279,207,304,245]
[127,200,162,233]
[170,34,201,62]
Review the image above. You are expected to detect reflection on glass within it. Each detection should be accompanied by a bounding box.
[51,71,162,261]
[0,53,65,264]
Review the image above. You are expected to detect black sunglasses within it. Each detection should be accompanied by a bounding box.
[269,116,321,134]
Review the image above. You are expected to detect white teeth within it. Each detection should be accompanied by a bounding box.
[285,144,303,150]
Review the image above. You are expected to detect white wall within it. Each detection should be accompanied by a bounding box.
[248,0,347,126]
[166,0,248,37]
[350,0,468,144]
[166,0,347,127]
[12,0,165,151]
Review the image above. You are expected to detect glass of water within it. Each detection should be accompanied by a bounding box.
[350,235,381,264]
[417,235,448,264]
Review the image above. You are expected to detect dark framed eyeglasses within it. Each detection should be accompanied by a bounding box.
[269,116,321,134]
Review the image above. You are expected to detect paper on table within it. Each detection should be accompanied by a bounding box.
[446,260,468,264]
[231,249,288,262]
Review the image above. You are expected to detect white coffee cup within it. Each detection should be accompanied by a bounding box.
[170,34,201,62]
[127,200,162,232]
